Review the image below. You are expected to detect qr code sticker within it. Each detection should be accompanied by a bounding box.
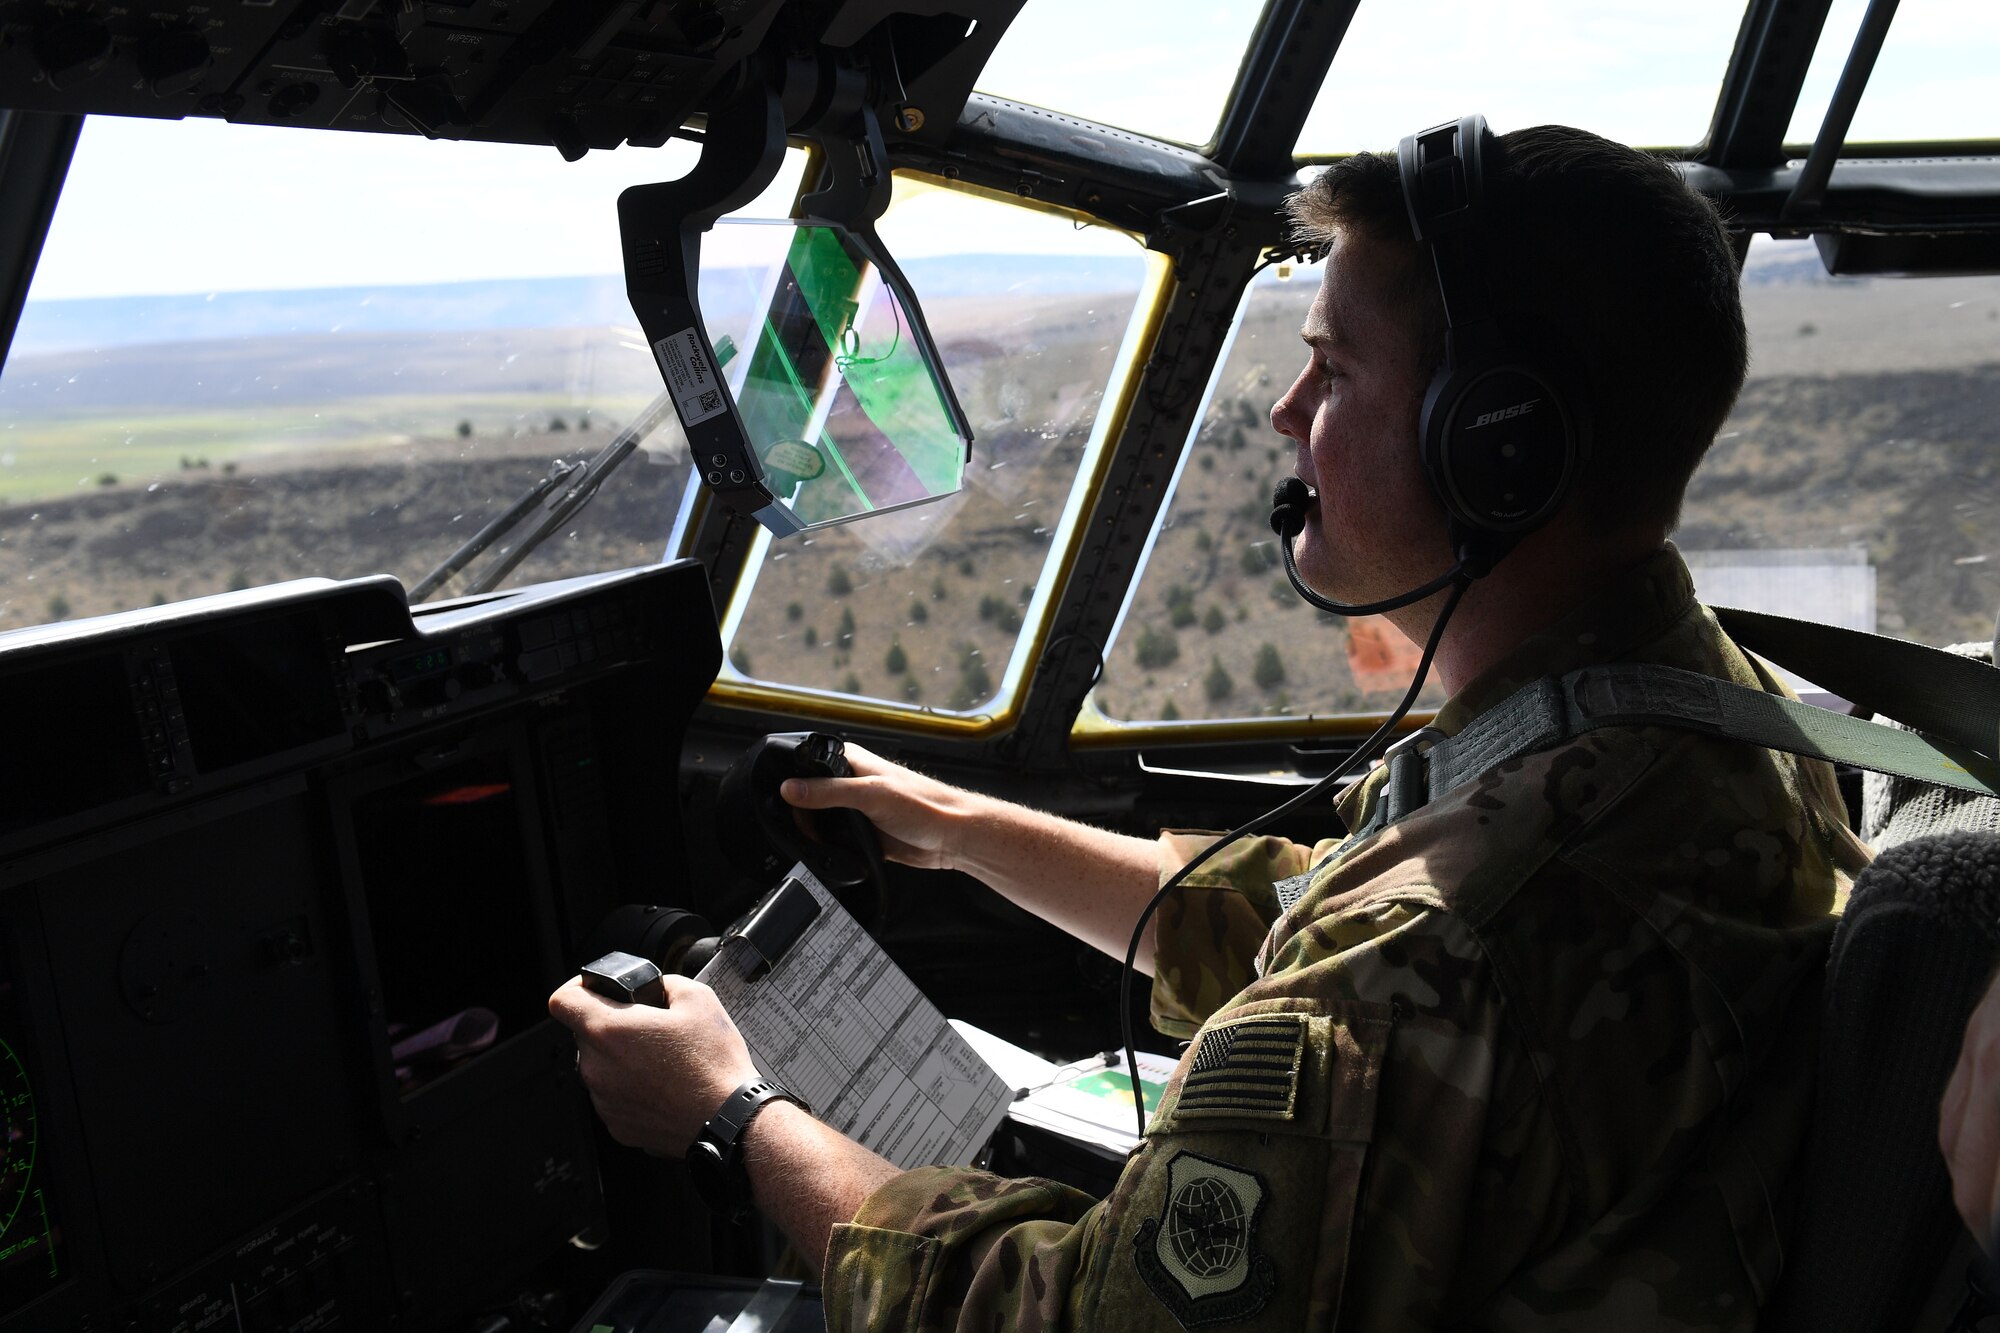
[699,390,722,414]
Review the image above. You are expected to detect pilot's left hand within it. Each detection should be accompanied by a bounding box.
[548,972,759,1156]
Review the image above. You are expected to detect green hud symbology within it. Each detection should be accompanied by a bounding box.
[716,222,966,530]
[0,979,61,1320]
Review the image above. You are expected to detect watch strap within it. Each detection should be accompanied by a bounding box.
[686,1078,807,1223]
[703,1077,808,1152]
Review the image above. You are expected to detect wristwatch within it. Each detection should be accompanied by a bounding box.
[685,1077,808,1221]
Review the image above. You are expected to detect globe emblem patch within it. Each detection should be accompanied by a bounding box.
[1132,1151,1275,1327]
[1168,1175,1246,1278]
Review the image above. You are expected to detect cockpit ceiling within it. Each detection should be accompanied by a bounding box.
[0,0,1995,173]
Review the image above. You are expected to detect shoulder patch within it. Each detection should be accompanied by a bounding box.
[1174,1013,1305,1121]
[1132,1150,1276,1328]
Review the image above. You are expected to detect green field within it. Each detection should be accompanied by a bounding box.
[0,392,662,503]
[4,274,1999,720]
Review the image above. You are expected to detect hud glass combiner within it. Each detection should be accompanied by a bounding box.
[619,56,976,540]
[701,219,968,531]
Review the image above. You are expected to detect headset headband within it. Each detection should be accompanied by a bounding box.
[1394,114,1588,538]
[1397,114,1497,334]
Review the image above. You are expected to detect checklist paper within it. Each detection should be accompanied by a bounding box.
[696,864,1012,1170]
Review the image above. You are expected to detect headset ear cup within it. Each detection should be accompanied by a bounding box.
[1402,114,1594,540]
[1423,359,1582,535]
[1419,362,1466,528]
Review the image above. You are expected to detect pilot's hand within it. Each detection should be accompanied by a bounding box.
[780,742,969,872]
[1941,968,2000,1247]
[548,972,759,1156]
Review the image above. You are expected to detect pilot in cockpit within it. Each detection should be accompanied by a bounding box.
[552,121,1870,1330]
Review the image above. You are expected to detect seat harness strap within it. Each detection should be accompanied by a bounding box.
[1388,605,2000,824]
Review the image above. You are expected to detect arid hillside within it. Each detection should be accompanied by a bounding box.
[4,257,1999,722]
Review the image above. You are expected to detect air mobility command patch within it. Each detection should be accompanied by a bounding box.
[1174,1013,1306,1120]
[1132,1151,1275,1327]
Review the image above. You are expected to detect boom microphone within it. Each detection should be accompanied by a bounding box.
[1269,477,1315,540]
[1267,477,1477,616]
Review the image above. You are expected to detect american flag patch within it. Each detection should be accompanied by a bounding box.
[1175,1014,1306,1120]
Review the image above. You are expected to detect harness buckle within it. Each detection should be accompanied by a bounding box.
[1370,725,1447,834]
[1382,724,1446,765]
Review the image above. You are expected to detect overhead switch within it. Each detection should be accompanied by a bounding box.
[136,28,214,97]
[268,81,323,120]
[30,11,113,88]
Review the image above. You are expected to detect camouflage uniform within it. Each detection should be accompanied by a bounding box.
[823,548,1870,1331]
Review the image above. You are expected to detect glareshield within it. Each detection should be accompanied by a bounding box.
[700,220,969,531]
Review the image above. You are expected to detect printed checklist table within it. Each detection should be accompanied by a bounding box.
[697,865,1011,1170]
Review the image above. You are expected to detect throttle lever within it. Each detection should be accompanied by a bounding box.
[579,950,668,1006]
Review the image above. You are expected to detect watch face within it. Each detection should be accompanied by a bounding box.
[687,1139,728,1191]
[686,1136,742,1215]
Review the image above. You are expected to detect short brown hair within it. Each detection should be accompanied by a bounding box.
[1285,124,1747,536]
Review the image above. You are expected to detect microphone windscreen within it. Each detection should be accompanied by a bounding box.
[1269,478,1313,537]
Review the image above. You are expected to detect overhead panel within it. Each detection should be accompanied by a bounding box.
[1295,0,1751,153]
[0,0,788,154]
[0,0,1025,159]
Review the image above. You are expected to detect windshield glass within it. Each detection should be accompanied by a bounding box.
[1093,258,1451,724]
[1094,237,2000,728]
[1675,237,2000,689]
[715,178,1153,720]
[973,0,1263,147]
[1786,0,1998,144]
[1296,0,1748,154]
[0,115,805,632]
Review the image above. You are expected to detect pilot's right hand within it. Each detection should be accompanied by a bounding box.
[780,743,971,872]
[784,742,1163,962]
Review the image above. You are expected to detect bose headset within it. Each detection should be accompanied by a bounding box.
[1270,112,1593,613]
[1121,116,1596,1138]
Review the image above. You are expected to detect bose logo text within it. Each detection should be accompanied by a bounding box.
[1468,398,1542,429]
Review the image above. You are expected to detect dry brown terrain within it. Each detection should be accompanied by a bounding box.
[5,261,2000,724]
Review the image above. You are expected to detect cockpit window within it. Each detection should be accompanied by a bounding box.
[1089,259,1450,726]
[971,0,1265,148]
[1098,235,2000,728]
[1785,0,1997,144]
[711,178,1153,723]
[0,115,804,632]
[1295,0,1748,154]
[1675,237,2000,688]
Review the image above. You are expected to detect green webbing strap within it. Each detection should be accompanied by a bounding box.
[1423,662,2000,805]
[1712,605,2000,758]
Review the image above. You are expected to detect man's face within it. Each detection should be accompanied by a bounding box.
[1269,230,1451,604]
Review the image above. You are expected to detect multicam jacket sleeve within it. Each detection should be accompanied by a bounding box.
[822,827,1550,1333]
[1147,830,1336,1039]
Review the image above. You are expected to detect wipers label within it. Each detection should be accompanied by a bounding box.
[656,328,731,428]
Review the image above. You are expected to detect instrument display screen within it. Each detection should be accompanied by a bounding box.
[0,954,64,1320]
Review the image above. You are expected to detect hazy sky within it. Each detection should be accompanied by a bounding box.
[26,0,1994,301]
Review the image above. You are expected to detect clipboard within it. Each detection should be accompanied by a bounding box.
[695,865,1012,1171]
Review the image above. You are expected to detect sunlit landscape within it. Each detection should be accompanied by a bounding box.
[3,240,1998,723]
